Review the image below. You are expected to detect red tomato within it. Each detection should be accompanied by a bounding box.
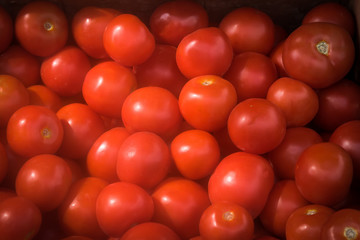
[120,222,181,240]
[72,6,120,59]
[224,52,278,102]
[96,181,154,237]
[282,22,355,88]
[295,142,353,206]
[321,208,360,240]
[0,6,13,53]
[199,202,254,240]
[176,27,233,79]
[171,129,220,180]
[6,105,63,158]
[41,46,91,97]
[27,84,63,113]
[14,1,68,57]
[266,77,319,127]
[178,75,237,132]
[259,180,309,238]
[117,131,171,189]
[15,154,72,212]
[219,7,275,54]
[149,0,208,46]
[208,152,275,218]
[0,45,41,87]
[227,98,286,154]
[56,103,106,161]
[58,177,108,239]
[103,14,155,66]
[87,127,130,183]
[0,142,8,184]
[270,40,288,77]
[0,196,42,240]
[285,204,335,240]
[0,75,29,127]
[268,127,323,180]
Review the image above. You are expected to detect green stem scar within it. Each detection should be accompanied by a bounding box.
[316,40,329,56]
[223,211,235,221]
[41,128,51,139]
[344,227,358,240]
[44,21,54,31]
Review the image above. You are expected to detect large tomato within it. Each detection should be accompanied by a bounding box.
[120,222,181,240]
[0,6,12,53]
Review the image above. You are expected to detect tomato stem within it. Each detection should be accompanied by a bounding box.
[41,128,51,139]
[316,40,329,56]
[344,227,358,240]
[223,211,235,221]
[44,22,54,31]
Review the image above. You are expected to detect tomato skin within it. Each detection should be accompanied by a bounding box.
[219,7,275,54]
[120,222,182,240]
[27,84,63,113]
[199,202,254,240]
[15,1,68,57]
[270,41,288,77]
[295,142,353,206]
[227,98,287,154]
[208,152,275,218]
[0,6,13,53]
[6,105,64,158]
[176,27,233,79]
[178,75,237,132]
[103,14,155,66]
[282,22,355,89]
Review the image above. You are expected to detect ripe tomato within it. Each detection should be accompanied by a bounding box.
[208,152,275,218]
[6,105,63,158]
[178,75,237,132]
[96,181,154,237]
[270,40,288,77]
[176,27,233,79]
[27,84,63,113]
[0,6,12,53]
[103,14,155,66]
[266,77,319,127]
[152,177,210,239]
[14,1,68,57]
[219,7,275,54]
[0,142,7,184]
[224,52,278,102]
[149,0,208,46]
[285,204,335,240]
[120,222,181,240]
[282,22,355,88]
[72,6,120,59]
[199,202,254,240]
[41,46,91,97]
[227,98,286,154]
[15,154,73,212]
[295,142,353,206]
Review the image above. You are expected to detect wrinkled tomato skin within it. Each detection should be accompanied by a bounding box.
[0,6,13,53]
[120,222,182,240]
[270,41,288,77]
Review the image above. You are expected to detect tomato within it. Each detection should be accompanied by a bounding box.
[117,131,171,190]
[72,6,120,59]
[269,40,288,77]
[178,75,237,132]
[87,127,130,183]
[0,6,13,53]
[149,0,208,46]
[259,180,309,238]
[0,74,29,127]
[120,222,181,240]
[267,127,323,180]
[282,22,355,89]
[199,202,254,240]
[302,2,355,36]
[14,1,68,57]
[285,204,335,240]
[321,208,360,240]
[6,105,63,158]
[58,177,108,239]
[295,142,353,206]
[0,44,41,87]
[96,181,154,237]
[15,154,73,212]
[121,86,182,140]
[208,152,275,218]
[27,84,63,113]
[266,77,319,127]
[133,44,187,97]
[103,13,155,66]
[224,52,278,102]
[227,98,286,154]
[171,129,220,180]
[0,196,42,240]
[0,142,8,184]
[41,46,91,97]
[219,7,275,54]
[152,177,210,239]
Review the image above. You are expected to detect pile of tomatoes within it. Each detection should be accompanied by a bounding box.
[0,0,360,239]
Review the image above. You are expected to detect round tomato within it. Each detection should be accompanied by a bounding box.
[0,6,13,53]
[208,152,275,218]
[282,22,355,88]
[15,1,68,57]
[27,84,63,113]
[120,222,181,240]
[176,27,233,78]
